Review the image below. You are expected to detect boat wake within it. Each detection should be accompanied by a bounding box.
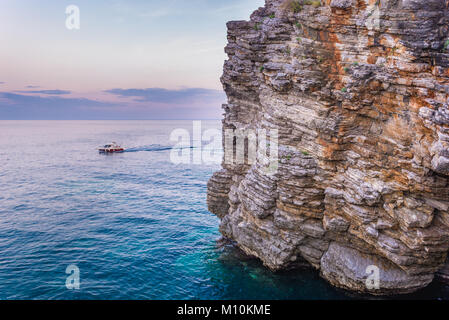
[124,144,194,153]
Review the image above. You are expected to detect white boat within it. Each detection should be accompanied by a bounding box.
[98,142,125,153]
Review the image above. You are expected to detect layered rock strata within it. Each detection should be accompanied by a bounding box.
[207,0,449,294]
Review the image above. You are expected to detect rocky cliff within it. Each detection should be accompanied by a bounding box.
[207,0,449,295]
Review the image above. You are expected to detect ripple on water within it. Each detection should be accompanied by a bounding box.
[0,121,447,300]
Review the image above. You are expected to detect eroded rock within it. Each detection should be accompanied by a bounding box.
[208,0,449,295]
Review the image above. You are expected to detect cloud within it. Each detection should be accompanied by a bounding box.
[0,89,224,120]
[0,92,117,120]
[26,85,41,89]
[104,87,225,104]
[0,82,5,85]
[15,90,71,95]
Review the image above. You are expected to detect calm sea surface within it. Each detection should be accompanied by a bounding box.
[0,120,448,300]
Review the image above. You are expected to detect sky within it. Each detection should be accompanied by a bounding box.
[0,0,264,119]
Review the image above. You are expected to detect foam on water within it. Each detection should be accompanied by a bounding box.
[124,144,194,153]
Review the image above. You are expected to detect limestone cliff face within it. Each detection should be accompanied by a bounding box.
[207,0,449,295]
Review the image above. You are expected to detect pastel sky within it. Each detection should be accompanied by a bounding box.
[0,0,264,119]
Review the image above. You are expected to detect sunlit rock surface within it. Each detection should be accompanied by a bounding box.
[207,0,449,295]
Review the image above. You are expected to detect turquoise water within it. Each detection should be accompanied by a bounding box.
[0,120,448,300]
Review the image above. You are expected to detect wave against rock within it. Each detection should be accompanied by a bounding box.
[207,0,449,295]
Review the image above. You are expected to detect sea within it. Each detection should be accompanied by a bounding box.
[0,120,448,300]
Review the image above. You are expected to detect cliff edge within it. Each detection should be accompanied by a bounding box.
[208,0,449,295]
